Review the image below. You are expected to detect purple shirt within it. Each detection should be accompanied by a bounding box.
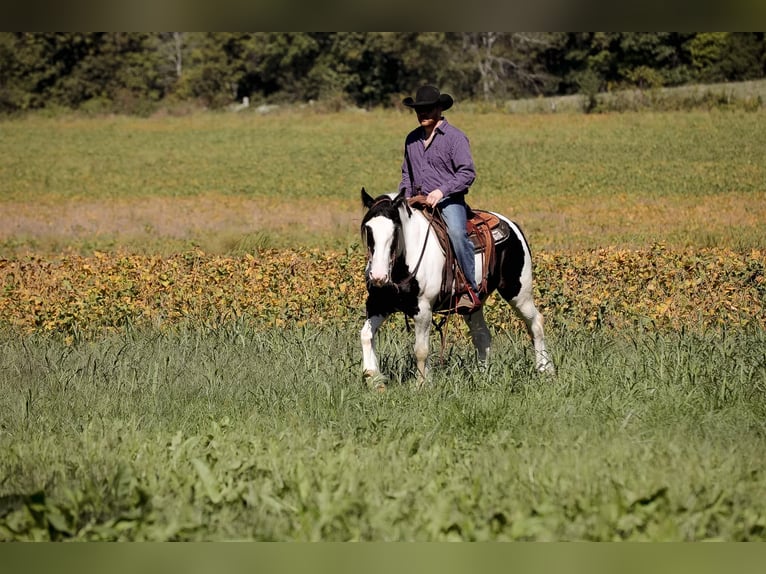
[399,118,476,199]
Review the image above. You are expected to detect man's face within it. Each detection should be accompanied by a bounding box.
[414,104,441,128]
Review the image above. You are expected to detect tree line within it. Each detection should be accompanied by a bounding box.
[1,32,764,114]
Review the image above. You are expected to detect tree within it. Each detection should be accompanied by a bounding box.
[177,33,253,106]
[237,33,324,103]
[1,32,765,115]
[455,32,559,100]
[154,32,185,95]
[687,32,764,83]
[0,33,43,112]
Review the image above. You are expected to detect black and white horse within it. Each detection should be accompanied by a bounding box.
[360,188,554,389]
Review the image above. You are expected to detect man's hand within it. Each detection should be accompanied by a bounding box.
[425,189,444,208]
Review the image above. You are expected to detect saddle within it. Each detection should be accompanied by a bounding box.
[408,196,512,311]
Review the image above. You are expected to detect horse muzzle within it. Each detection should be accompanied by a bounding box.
[366,272,391,288]
[365,256,393,287]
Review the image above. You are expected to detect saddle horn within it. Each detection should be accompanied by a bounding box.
[393,189,411,217]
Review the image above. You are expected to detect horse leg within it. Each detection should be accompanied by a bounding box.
[511,294,555,374]
[463,308,492,370]
[413,306,433,387]
[361,314,388,390]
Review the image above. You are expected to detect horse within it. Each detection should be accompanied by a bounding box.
[360,187,554,389]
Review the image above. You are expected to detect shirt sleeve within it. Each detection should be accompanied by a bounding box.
[400,148,410,195]
[440,132,476,197]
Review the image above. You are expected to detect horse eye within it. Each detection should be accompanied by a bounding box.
[366,230,375,252]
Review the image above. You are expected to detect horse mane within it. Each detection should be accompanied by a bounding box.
[360,193,403,239]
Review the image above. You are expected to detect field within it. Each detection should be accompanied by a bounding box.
[1,108,765,541]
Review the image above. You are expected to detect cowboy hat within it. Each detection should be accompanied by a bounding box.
[402,85,453,111]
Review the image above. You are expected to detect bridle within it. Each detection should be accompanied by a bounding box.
[364,196,434,292]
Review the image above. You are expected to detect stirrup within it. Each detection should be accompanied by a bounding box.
[456,289,481,315]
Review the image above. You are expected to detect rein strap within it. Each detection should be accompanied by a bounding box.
[396,209,433,292]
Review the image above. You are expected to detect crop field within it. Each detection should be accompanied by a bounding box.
[1,108,765,541]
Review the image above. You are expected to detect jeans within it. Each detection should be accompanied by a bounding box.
[439,193,478,292]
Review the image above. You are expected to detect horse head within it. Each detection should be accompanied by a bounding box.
[360,188,407,287]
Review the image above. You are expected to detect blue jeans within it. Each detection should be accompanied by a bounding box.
[439,193,478,292]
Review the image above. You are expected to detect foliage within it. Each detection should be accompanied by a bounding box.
[0,32,764,113]
[0,246,763,340]
[0,33,164,115]
[535,245,765,331]
[688,33,765,83]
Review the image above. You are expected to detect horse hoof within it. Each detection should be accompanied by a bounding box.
[370,379,387,392]
[364,371,388,392]
[538,363,556,377]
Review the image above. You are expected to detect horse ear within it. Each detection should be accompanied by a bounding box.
[361,187,375,209]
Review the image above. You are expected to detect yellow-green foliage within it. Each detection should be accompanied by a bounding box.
[2,246,763,339]
[534,245,765,331]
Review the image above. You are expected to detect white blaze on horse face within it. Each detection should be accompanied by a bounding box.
[366,216,396,286]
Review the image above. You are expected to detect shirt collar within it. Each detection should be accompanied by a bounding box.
[421,117,449,139]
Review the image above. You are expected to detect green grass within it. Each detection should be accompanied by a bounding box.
[502,79,766,114]
[1,109,764,254]
[2,110,764,204]
[1,324,764,540]
[0,112,398,202]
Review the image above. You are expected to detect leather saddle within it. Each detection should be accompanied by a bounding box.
[407,196,512,311]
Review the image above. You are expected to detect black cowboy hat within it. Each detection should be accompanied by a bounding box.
[402,85,453,111]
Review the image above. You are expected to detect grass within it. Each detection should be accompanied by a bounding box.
[1,324,765,540]
[1,108,764,541]
[1,109,765,255]
[501,78,766,114]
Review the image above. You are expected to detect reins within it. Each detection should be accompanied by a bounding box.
[399,204,457,367]
[396,213,432,291]
[365,195,433,294]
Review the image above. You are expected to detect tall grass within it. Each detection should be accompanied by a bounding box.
[1,324,764,540]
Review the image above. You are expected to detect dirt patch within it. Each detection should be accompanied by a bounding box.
[2,195,361,250]
[2,191,764,255]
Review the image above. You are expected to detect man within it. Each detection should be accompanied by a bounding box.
[400,85,481,314]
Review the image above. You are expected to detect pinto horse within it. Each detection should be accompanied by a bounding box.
[360,188,554,389]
